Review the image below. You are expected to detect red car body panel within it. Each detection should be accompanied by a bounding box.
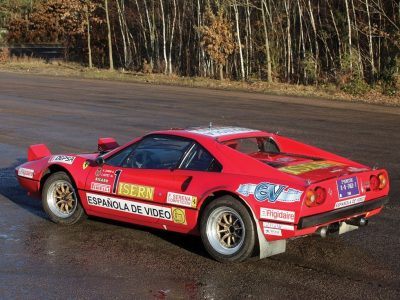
[16,127,390,257]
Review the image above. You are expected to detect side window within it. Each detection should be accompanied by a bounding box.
[115,135,192,169]
[105,144,136,167]
[181,143,222,172]
[222,137,280,154]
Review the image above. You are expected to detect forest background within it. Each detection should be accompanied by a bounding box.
[0,0,399,100]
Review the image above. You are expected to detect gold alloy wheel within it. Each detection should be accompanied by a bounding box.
[47,180,78,218]
[206,206,245,255]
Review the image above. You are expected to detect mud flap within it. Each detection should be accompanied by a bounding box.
[339,222,359,234]
[256,222,286,259]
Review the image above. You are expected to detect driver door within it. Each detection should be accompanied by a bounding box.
[84,135,194,224]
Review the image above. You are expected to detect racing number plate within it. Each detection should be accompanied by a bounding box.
[337,176,360,199]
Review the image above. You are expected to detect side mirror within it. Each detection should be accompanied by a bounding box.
[98,137,119,153]
[95,156,105,167]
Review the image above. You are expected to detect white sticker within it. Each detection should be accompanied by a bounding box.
[263,228,282,236]
[263,222,294,231]
[188,127,259,137]
[260,208,295,222]
[18,167,34,179]
[166,192,197,208]
[49,155,75,165]
[86,193,172,221]
[334,195,366,209]
[90,182,111,193]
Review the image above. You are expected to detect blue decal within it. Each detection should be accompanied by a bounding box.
[254,183,286,202]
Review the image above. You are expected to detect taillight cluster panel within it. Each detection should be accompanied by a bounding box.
[369,173,387,191]
[304,172,388,208]
[305,187,327,207]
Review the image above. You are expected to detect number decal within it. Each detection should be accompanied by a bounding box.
[112,170,122,194]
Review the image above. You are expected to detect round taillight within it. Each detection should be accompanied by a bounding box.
[378,173,387,190]
[315,187,327,204]
[370,175,379,191]
[305,190,316,207]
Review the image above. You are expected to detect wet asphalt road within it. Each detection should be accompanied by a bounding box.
[0,71,399,299]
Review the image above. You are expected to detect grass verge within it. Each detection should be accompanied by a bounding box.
[1,57,399,107]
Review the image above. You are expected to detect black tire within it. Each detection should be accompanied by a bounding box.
[42,171,86,225]
[200,196,256,263]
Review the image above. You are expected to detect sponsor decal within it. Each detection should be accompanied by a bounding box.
[260,208,295,222]
[112,170,122,194]
[166,192,197,208]
[82,161,90,170]
[263,228,282,236]
[117,182,154,201]
[91,182,111,193]
[188,127,259,137]
[49,155,75,165]
[334,195,365,209]
[279,160,343,175]
[237,183,302,203]
[18,167,34,179]
[172,207,187,225]
[263,222,294,231]
[87,193,172,221]
[95,168,115,178]
[95,177,108,183]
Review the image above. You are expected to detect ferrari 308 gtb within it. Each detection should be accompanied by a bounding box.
[16,126,390,262]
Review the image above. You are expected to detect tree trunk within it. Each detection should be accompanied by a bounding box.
[143,0,155,68]
[116,0,128,68]
[308,0,318,83]
[328,1,342,69]
[344,0,353,72]
[233,1,245,80]
[104,0,114,70]
[159,0,167,74]
[168,0,177,75]
[85,3,92,68]
[365,0,375,78]
[261,0,272,82]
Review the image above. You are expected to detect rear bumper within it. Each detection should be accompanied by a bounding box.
[297,196,389,229]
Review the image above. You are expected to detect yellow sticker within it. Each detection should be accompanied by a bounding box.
[172,207,187,225]
[191,197,198,208]
[279,160,343,175]
[82,161,90,170]
[117,182,154,201]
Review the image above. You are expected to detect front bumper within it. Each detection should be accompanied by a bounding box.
[297,196,390,229]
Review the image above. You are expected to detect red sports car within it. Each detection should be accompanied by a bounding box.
[16,126,390,262]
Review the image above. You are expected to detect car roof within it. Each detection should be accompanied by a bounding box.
[151,126,269,142]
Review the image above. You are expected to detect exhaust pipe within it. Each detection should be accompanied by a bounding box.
[345,217,368,227]
[315,222,340,238]
[316,227,328,238]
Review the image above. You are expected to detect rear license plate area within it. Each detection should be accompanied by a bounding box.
[337,176,360,199]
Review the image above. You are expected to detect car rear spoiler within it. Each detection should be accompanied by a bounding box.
[28,144,51,161]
